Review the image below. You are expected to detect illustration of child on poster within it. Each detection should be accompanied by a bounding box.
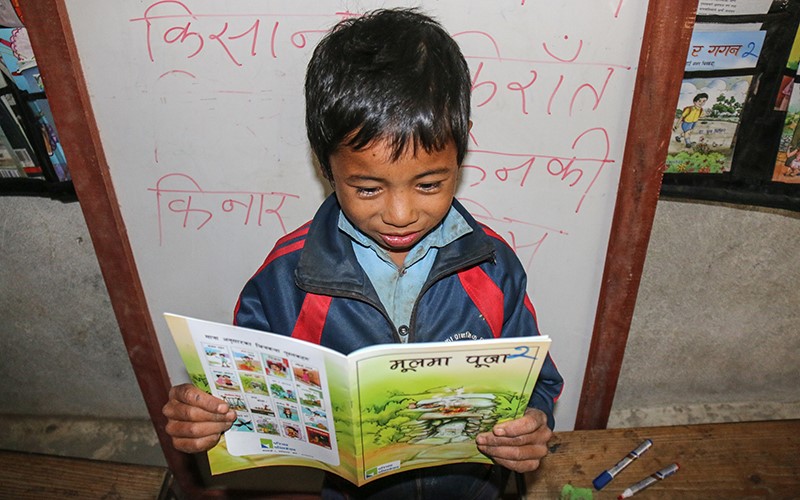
[665,76,752,174]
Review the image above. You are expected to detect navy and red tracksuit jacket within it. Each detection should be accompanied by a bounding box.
[233,194,563,498]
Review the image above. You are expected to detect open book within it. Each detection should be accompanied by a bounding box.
[165,313,551,486]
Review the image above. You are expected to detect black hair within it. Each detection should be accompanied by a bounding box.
[694,93,709,102]
[305,8,471,180]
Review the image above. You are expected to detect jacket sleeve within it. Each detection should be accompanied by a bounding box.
[233,275,273,332]
[233,246,308,338]
[494,250,564,430]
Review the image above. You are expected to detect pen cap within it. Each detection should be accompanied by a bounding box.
[593,471,613,490]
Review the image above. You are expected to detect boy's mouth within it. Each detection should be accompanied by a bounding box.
[380,232,420,248]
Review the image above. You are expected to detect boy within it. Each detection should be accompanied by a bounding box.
[163,8,563,499]
[674,92,708,148]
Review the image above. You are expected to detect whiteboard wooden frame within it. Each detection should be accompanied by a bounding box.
[22,0,696,496]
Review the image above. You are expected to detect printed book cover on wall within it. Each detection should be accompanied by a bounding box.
[165,313,551,485]
[665,75,753,174]
[665,29,763,175]
[773,81,800,184]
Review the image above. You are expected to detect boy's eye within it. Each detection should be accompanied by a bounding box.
[355,186,380,197]
[418,182,442,192]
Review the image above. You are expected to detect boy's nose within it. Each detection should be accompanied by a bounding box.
[382,191,418,228]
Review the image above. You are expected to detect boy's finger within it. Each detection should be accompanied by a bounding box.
[491,418,536,438]
[491,409,547,438]
[169,384,229,413]
[165,418,234,440]
[476,429,533,448]
[164,398,236,424]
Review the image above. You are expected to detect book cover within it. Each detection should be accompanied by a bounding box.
[165,313,551,485]
[665,75,753,174]
[773,80,800,184]
[665,28,764,175]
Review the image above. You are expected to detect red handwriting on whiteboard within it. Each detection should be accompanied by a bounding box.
[456,30,629,116]
[569,68,615,116]
[148,173,300,245]
[520,0,625,18]
[614,1,625,18]
[135,1,257,65]
[471,60,621,116]
[542,35,583,63]
[458,197,567,272]
[454,29,631,70]
[130,2,356,67]
[570,127,612,213]
[506,71,538,115]
[463,127,613,213]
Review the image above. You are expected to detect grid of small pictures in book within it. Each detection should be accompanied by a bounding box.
[203,341,334,451]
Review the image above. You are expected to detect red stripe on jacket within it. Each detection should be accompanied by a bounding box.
[233,224,310,324]
[457,266,504,338]
[249,224,311,277]
[477,222,512,249]
[291,293,332,344]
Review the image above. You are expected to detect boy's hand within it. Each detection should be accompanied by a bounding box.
[475,408,552,473]
[162,383,237,453]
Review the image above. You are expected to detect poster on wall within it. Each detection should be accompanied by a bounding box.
[775,27,800,111]
[773,82,800,183]
[665,29,762,174]
[660,1,800,212]
[666,76,753,174]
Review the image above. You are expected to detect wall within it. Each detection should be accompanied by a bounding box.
[609,198,800,427]
[0,196,146,418]
[1,194,798,463]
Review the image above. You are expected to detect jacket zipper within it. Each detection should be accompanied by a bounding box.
[296,284,405,343]
[405,252,494,344]
[299,251,495,345]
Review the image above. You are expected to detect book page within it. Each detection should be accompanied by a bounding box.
[349,337,550,484]
[164,314,345,470]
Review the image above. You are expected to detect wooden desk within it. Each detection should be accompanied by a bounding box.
[0,450,172,499]
[524,420,800,499]
[5,421,793,499]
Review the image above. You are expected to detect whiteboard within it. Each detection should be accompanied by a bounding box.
[64,0,649,430]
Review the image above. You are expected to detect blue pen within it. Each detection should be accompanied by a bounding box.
[592,439,653,490]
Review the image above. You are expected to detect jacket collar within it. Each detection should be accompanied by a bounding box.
[295,195,495,298]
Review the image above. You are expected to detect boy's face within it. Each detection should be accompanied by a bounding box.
[329,139,459,267]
